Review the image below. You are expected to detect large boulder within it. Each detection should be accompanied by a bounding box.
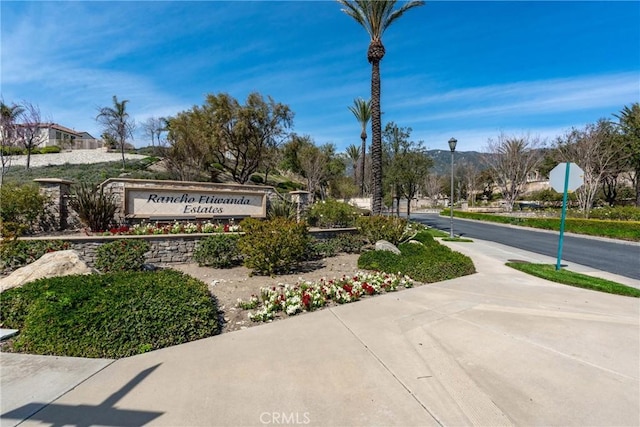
[0,250,95,292]
[374,240,401,255]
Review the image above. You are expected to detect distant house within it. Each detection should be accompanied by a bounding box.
[0,122,101,150]
[35,123,101,149]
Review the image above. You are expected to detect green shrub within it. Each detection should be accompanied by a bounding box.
[0,146,25,156]
[0,182,47,237]
[193,234,241,268]
[69,183,118,232]
[276,181,303,191]
[0,240,71,273]
[586,206,640,221]
[40,146,62,154]
[306,199,359,228]
[305,239,340,260]
[0,270,219,358]
[357,249,403,274]
[249,174,264,184]
[358,231,475,283]
[95,239,150,273]
[356,216,408,245]
[332,233,366,253]
[238,218,310,275]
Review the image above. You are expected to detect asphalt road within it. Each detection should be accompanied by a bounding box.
[411,213,640,280]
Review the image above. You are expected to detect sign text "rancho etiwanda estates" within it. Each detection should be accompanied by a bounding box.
[147,193,251,214]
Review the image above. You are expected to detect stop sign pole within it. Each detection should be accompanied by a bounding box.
[555,163,572,270]
[550,162,584,271]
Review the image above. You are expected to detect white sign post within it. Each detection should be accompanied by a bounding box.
[549,162,584,270]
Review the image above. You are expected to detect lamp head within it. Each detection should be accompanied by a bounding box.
[448,137,457,152]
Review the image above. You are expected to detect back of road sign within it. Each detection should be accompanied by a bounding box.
[549,162,584,193]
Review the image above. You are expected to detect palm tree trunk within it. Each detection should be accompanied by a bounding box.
[120,138,126,170]
[370,60,383,215]
[360,135,366,196]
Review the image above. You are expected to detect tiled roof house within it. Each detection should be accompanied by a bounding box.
[35,123,101,149]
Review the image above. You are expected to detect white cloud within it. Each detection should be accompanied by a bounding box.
[393,72,638,123]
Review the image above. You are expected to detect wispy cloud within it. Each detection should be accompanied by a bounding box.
[2,1,637,152]
[392,72,638,123]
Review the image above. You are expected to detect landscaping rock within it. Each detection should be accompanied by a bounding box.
[375,240,401,255]
[0,250,95,292]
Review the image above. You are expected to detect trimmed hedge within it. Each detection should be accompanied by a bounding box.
[356,216,408,245]
[95,239,150,272]
[306,199,360,228]
[0,240,71,273]
[193,234,241,268]
[444,210,640,241]
[238,218,310,275]
[0,270,219,358]
[358,231,475,283]
[0,182,48,237]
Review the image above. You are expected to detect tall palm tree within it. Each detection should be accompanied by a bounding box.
[338,0,424,214]
[345,143,362,186]
[0,101,24,123]
[96,95,135,170]
[348,97,371,196]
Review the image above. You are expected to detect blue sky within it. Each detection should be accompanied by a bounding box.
[1,1,638,153]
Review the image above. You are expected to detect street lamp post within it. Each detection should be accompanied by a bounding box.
[448,137,457,238]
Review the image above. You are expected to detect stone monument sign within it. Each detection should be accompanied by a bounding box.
[101,178,273,222]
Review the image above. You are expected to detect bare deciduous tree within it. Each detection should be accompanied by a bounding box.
[423,174,443,206]
[17,102,47,170]
[298,141,331,203]
[141,116,166,148]
[484,133,544,211]
[554,119,622,217]
[457,161,481,206]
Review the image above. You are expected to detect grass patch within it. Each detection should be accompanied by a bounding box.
[505,262,640,297]
[444,210,640,242]
[0,270,220,358]
[441,237,474,242]
[358,231,475,283]
[423,227,449,238]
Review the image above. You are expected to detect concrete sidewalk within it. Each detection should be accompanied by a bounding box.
[2,239,639,426]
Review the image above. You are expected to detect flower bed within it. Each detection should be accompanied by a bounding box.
[238,271,413,322]
[104,221,241,236]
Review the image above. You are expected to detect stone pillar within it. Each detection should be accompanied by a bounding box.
[34,178,73,231]
[289,191,311,223]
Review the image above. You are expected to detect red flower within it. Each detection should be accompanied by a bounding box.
[302,292,311,308]
[362,283,375,295]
